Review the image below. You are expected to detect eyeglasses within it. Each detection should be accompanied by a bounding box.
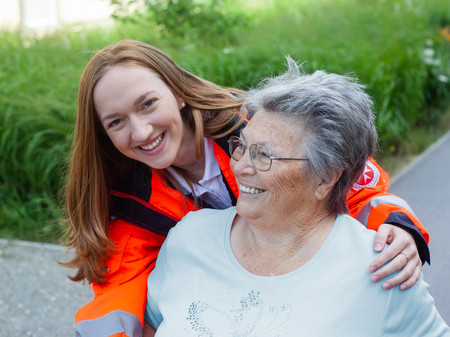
[228,136,308,171]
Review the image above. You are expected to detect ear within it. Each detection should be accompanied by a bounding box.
[175,95,185,109]
[314,171,342,201]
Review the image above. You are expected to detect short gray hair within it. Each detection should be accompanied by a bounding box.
[244,58,378,214]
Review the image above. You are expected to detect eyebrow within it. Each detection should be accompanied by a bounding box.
[133,91,152,108]
[101,112,120,124]
[100,91,156,124]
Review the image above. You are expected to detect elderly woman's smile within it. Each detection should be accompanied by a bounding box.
[238,184,265,195]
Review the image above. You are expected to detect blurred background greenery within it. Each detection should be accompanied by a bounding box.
[0,0,449,242]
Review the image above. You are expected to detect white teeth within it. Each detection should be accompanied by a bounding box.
[140,133,164,151]
[239,184,264,194]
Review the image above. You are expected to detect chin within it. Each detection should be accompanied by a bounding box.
[236,202,259,219]
[144,153,178,170]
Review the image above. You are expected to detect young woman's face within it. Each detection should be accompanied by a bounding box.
[94,64,189,169]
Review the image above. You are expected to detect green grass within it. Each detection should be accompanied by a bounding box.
[0,0,449,242]
[375,105,450,176]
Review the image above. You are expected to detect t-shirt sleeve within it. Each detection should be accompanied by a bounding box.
[382,273,450,336]
[145,233,170,329]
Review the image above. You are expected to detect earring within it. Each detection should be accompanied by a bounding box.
[181,102,186,108]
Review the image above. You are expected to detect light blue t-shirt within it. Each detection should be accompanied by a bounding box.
[146,207,450,336]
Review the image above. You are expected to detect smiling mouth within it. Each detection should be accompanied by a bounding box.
[239,184,265,194]
[139,133,164,151]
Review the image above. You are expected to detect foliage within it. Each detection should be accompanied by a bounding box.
[0,0,449,242]
[166,0,449,152]
[0,30,110,242]
[111,0,248,42]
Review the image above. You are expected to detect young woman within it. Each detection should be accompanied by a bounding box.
[63,40,430,337]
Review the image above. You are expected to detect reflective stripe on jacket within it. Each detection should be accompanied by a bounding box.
[75,220,164,337]
[75,138,239,337]
[347,158,430,263]
[75,149,430,336]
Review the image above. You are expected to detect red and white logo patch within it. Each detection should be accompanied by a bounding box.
[352,160,380,191]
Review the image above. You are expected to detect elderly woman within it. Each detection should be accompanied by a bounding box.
[144,60,449,336]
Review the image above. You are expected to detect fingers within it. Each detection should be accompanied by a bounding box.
[369,236,408,273]
[373,224,393,252]
[370,249,408,283]
[369,224,423,290]
[372,252,421,290]
[399,260,421,291]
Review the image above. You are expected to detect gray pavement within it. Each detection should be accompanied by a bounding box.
[0,132,449,336]
[0,239,93,336]
[390,130,450,324]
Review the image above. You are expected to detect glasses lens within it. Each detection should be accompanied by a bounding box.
[229,137,245,160]
[250,144,272,171]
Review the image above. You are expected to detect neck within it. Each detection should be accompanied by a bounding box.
[174,154,205,183]
[172,132,205,183]
[231,208,336,276]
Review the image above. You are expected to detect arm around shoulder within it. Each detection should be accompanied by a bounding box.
[347,157,430,264]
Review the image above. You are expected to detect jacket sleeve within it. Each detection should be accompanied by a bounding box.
[347,157,430,264]
[74,219,166,337]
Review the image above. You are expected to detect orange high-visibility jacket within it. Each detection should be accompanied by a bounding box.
[74,140,429,337]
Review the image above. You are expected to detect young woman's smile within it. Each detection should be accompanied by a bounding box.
[93,65,195,170]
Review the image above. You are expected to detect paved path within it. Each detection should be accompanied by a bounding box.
[0,239,93,336]
[0,132,449,336]
[390,131,450,324]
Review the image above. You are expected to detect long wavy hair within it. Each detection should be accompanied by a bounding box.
[62,40,245,284]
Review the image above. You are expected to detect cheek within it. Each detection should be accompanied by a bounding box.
[269,168,315,209]
[270,170,301,202]
[107,131,128,151]
[169,111,185,134]
[230,160,236,175]
[274,174,297,193]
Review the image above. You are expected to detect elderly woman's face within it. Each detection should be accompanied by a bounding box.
[231,109,319,222]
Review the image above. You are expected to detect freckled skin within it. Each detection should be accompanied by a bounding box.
[230,110,335,276]
[231,110,318,225]
[93,65,199,173]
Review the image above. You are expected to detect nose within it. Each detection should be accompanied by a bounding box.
[130,114,153,142]
[231,147,256,176]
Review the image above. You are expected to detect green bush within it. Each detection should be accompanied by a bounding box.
[0,0,448,242]
[168,0,449,151]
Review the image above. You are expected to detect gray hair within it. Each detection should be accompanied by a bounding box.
[244,57,378,214]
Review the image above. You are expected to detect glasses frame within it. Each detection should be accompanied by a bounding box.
[228,136,308,171]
